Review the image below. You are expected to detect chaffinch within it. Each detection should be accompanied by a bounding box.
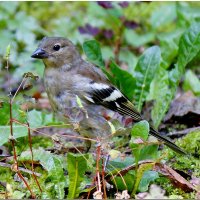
[31,37,185,154]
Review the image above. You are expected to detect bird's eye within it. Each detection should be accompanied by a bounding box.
[53,44,61,51]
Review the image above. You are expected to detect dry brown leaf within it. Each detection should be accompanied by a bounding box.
[154,163,195,192]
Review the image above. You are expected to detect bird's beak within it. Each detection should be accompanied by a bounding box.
[31,48,49,59]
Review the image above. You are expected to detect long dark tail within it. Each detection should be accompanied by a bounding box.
[149,127,186,155]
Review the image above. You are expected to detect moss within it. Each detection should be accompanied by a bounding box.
[155,176,196,199]
[164,130,200,177]
[177,130,200,157]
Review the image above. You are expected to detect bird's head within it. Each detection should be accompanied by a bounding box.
[31,37,81,68]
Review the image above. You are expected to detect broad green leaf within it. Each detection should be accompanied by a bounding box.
[0,102,26,125]
[83,40,104,68]
[138,170,159,192]
[133,46,161,111]
[131,120,149,140]
[183,70,200,96]
[150,68,172,128]
[110,61,136,100]
[139,145,158,161]
[130,120,149,164]
[178,22,200,74]
[151,22,200,129]
[20,149,65,199]
[67,153,88,199]
[130,121,158,163]
[0,125,28,146]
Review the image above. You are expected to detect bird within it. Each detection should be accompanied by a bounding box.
[31,36,186,155]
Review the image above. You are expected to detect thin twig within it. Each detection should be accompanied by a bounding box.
[27,122,42,192]
[11,75,27,104]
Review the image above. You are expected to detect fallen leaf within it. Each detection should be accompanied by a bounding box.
[164,91,200,126]
[154,163,195,192]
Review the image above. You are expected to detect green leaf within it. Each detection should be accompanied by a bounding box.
[125,30,155,48]
[151,23,200,128]
[130,121,158,163]
[177,3,200,25]
[178,22,200,73]
[108,156,135,172]
[130,120,149,164]
[20,149,65,199]
[0,125,28,146]
[67,153,88,199]
[83,40,104,68]
[133,46,161,111]
[27,109,59,127]
[150,68,172,128]
[138,170,159,192]
[131,120,149,140]
[113,170,135,192]
[0,109,61,146]
[139,145,158,161]
[110,60,136,100]
[158,29,184,69]
[150,4,176,29]
[0,102,26,125]
[183,70,200,96]
[131,163,154,196]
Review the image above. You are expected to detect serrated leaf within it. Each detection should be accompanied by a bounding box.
[133,46,161,111]
[150,68,172,128]
[151,22,200,129]
[178,22,200,73]
[83,40,104,68]
[67,153,88,199]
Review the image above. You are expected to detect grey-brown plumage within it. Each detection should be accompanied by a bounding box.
[31,36,186,155]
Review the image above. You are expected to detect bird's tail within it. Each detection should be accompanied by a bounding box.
[149,126,186,155]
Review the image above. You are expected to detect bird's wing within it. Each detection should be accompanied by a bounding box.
[83,81,143,122]
[77,62,142,121]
